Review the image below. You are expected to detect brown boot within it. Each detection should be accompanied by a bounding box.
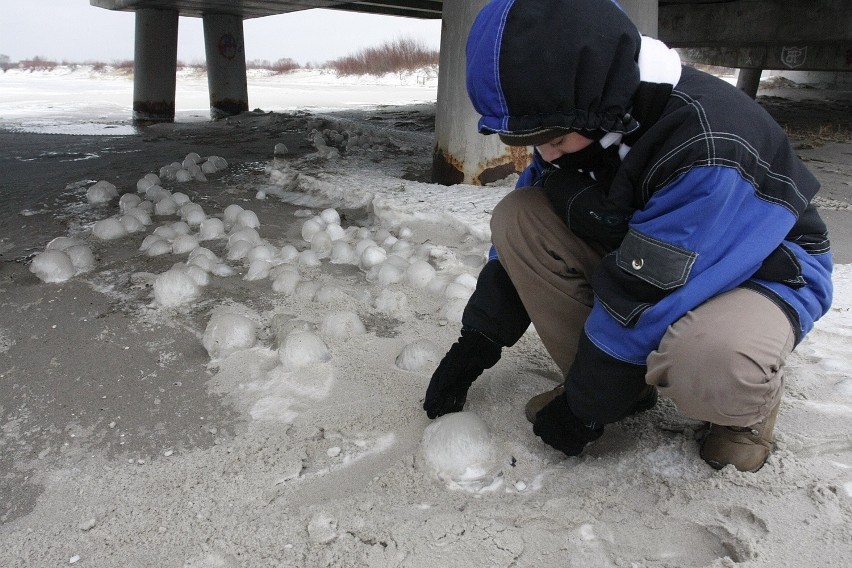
[525,385,565,424]
[525,384,658,424]
[700,399,781,473]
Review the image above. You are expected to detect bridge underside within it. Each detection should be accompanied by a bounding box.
[91,0,443,19]
[92,0,852,185]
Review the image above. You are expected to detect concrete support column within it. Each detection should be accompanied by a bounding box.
[203,13,249,119]
[133,9,179,123]
[432,0,525,186]
[736,68,763,98]
[619,0,659,36]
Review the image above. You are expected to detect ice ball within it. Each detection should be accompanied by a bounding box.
[329,242,357,265]
[45,236,83,251]
[30,250,75,283]
[405,260,436,289]
[184,208,206,228]
[439,299,467,323]
[226,240,252,261]
[172,234,199,255]
[310,231,333,259]
[325,223,346,242]
[228,227,260,247]
[279,244,299,263]
[199,218,225,241]
[155,197,179,216]
[92,218,128,240]
[119,193,142,212]
[359,245,387,270]
[202,313,257,360]
[298,250,321,267]
[374,289,408,316]
[420,412,499,485]
[119,214,145,233]
[395,339,441,371]
[153,268,201,307]
[125,207,152,226]
[301,218,324,243]
[319,311,367,338]
[223,204,244,228]
[244,259,271,281]
[319,208,341,226]
[271,268,300,295]
[86,180,118,205]
[171,192,190,206]
[236,210,260,229]
[65,245,96,273]
[278,331,331,369]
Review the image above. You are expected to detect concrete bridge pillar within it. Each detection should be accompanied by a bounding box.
[736,68,763,98]
[620,0,659,37]
[203,13,249,119]
[431,0,660,186]
[132,8,179,123]
[431,0,520,186]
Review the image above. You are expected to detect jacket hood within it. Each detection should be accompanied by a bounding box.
[466,0,642,139]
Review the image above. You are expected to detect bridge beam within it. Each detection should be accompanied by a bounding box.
[132,8,179,123]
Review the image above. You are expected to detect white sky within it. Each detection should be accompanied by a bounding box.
[0,0,443,65]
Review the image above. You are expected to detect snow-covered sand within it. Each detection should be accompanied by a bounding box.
[1,68,851,567]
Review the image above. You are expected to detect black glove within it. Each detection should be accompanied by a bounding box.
[533,391,604,456]
[423,329,502,419]
[543,168,630,249]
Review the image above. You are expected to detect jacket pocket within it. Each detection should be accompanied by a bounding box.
[593,229,697,327]
[616,228,697,290]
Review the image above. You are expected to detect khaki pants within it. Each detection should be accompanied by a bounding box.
[491,187,794,427]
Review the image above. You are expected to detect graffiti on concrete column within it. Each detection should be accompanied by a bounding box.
[781,46,807,69]
[218,34,238,60]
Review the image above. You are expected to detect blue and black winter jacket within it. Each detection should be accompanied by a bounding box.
[461,0,833,424]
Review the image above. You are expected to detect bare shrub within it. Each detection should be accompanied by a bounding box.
[247,58,300,74]
[18,56,59,71]
[270,57,300,74]
[176,60,207,72]
[327,38,439,76]
[111,60,134,75]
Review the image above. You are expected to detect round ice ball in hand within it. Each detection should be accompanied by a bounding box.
[202,313,257,360]
[420,412,499,487]
[29,250,75,283]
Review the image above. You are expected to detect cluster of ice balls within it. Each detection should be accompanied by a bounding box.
[29,152,228,285]
[28,236,96,283]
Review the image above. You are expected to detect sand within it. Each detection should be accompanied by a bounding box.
[1,92,851,567]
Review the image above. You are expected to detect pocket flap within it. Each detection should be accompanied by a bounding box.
[616,229,697,290]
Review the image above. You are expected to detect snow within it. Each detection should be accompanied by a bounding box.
[2,66,851,567]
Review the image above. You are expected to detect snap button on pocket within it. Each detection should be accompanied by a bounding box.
[632,258,644,270]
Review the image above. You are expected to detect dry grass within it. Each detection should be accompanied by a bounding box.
[326,38,439,76]
[3,37,439,77]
